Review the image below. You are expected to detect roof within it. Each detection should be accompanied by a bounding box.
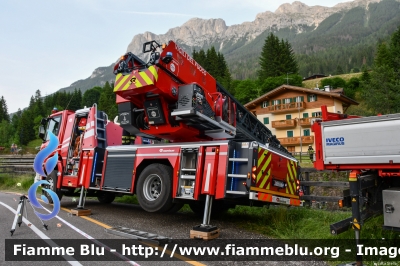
[244,85,359,108]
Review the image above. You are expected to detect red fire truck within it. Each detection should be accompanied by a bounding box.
[37,40,302,230]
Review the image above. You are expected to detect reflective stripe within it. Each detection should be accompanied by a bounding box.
[203,163,211,192]
[84,129,94,139]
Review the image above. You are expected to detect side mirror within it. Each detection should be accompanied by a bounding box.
[38,125,46,140]
[40,118,47,126]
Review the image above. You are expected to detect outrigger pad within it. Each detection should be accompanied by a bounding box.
[192,225,218,232]
[190,225,220,240]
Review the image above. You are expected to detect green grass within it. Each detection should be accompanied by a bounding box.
[115,195,139,204]
[0,173,35,192]
[23,139,43,154]
[2,174,397,245]
[302,73,362,89]
[220,205,399,240]
[26,139,43,148]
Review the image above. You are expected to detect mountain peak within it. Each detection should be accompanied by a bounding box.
[275,1,311,14]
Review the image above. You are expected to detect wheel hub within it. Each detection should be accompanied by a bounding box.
[143,174,162,201]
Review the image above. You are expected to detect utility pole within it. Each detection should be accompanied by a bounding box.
[285,72,292,85]
[298,101,302,163]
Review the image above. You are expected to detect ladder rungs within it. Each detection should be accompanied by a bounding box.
[229,158,248,162]
[226,190,248,195]
[97,128,105,131]
[227,174,247,178]
[181,168,196,171]
[180,175,195,180]
[97,137,106,141]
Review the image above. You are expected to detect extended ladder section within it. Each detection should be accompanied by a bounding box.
[216,83,293,158]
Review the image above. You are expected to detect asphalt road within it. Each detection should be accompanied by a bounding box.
[0,192,328,266]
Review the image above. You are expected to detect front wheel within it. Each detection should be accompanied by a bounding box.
[43,170,63,204]
[136,163,174,213]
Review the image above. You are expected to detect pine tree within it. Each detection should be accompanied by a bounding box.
[375,42,391,67]
[82,87,101,107]
[99,82,117,119]
[0,96,6,122]
[192,47,232,90]
[257,33,298,81]
[1,96,9,122]
[33,90,44,117]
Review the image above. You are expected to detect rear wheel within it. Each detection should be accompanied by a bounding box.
[43,170,63,204]
[136,163,174,213]
[97,192,116,204]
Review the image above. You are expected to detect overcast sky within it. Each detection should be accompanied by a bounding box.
[0,0,351,113]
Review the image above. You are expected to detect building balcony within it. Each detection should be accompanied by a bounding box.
[266,102,305,114]
[272,119,297,129]
[299,117,312,127]
[278,136,314,145]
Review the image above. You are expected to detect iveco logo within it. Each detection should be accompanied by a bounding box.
[159,149,175,152]
[326,137,345,146]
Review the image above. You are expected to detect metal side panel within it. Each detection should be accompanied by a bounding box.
[322,115,400,164]
[383,188,400,228]
[103,150,136,191]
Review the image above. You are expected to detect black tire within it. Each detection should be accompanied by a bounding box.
[136,163,174,213]
[43,170,63,204]
[97,192,116,204]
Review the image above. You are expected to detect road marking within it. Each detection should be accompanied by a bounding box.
[61,207,112,229]
[0,201,82,266]
[39,204,139,266]
[58,204,206,266]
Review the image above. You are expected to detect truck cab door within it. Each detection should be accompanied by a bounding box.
[60,113,76,171]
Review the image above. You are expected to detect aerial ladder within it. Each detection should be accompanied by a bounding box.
[113,40,291,157]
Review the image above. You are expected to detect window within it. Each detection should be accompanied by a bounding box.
[294,96,304,102]
[303,113,309,118]
[303,129,310,136]
[272,99,281,105]
[283,98,292,104]
[308,94,318,102]
[286,114,292,120]
[262,101,269,108]
[312,112,322,117]
[45,116,62,141]
[287,131,293,138]
[263,117,269,124]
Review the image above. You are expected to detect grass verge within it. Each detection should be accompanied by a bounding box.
[2,174,398,243]
[0,173,35,192]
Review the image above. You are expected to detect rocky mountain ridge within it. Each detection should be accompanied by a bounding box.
[59,0,395,93]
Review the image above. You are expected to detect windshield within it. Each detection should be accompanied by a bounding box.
[45,116,61,141]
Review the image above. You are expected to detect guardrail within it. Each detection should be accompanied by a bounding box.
[0,156,35,175]
[299,168,349,207]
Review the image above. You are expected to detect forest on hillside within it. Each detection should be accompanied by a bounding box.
[224,0,400,80]
[0,23,399,150]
